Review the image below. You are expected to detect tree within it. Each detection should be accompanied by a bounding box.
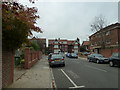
[90,15,107,32]
[2,0,37,3]
[90,15,108,49]
[2,2,42,51]
[80,46,86,52]
[31,41,40,51]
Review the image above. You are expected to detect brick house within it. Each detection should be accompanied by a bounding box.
[48,38,80,54]
[29,37,46,54]
[81,41,91,51]
[89,23,120,57]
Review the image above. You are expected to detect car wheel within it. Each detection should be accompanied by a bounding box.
[62,64,65,67]
[49,64,53,68]
[97,60,100,64]
[88,59,91,62]
[118,65,120,68]
[109,61,114,67]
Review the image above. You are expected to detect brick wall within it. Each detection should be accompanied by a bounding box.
[100,48,120,57]
[24,48,42,69]
[2,51,14,88]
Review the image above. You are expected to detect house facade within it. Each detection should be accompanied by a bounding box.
[81,41,91,51]
[89,23,120,57]
[48,39,80,54]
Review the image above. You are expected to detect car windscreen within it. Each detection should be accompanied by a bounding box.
[94,54,103,57]
[51,54,63,59]
[71,53,77,56]
[113,53,120,58]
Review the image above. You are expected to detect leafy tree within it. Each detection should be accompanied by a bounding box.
[31,41,40,51]
[2,2,42,51]
[80,46,86,52]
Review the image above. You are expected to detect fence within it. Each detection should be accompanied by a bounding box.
[24,48,42,69]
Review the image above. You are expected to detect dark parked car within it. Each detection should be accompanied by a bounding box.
[48,53,65,67]
[82,52,90,56]
[69,53,78,58]
[87,54,109,64]
[66,53,71,57]
[109,52,120,67]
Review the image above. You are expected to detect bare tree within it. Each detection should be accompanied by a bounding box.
[90,15,107,32]
[90,15,108,50]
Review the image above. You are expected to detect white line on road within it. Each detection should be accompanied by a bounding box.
[67,70,79,79]
[86,65,107,72]
[60,69,85,89]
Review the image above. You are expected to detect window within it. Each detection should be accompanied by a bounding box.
[54,45,58,48]
[112,53,119,57]
[106,31,110,36]
[91,43,94,46]
[54,41,58,44]
[54,49,59,53]
[74,46,78,48]
[63,41,67,44]
[74,50,78,53]
[106,39,111,44]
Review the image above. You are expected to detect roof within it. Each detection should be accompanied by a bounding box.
[59,40,67,41]
[89,23,120,38]
[67,40,75,45]
[48,39,79,45]
[82,41,90,46]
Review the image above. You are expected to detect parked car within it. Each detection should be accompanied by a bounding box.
[66,53,71,57]
[87,53,109,64]
[48,53,53,60]
[59,52,65,58]
[109,52,120,67]
[82,52,90,56]
[48,53,65,67]
[69,53,78,58]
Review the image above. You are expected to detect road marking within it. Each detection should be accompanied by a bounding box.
[60,69,85,88]
[86,65,107,72]
[67,70,79,79]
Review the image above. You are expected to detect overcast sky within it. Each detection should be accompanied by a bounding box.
[19,0,118,45]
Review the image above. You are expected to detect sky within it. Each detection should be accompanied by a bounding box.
[19,0,118,45]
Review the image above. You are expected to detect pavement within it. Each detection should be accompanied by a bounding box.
[78,56,87,60]
[8,56,54,88]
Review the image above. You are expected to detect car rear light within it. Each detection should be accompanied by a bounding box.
[62,58,64,60]
[50,59,54,62]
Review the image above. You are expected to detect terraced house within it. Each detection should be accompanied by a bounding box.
[48,38,80,54]
[89,23,120,57]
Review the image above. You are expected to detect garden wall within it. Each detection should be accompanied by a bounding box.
[100,48,120,57]
[2,51,14,88]
[24,48,42,69]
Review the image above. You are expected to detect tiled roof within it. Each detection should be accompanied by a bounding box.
[67,40,75,44]
[82,41,90,46]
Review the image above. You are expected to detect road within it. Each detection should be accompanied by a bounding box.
[51,57,118,88]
